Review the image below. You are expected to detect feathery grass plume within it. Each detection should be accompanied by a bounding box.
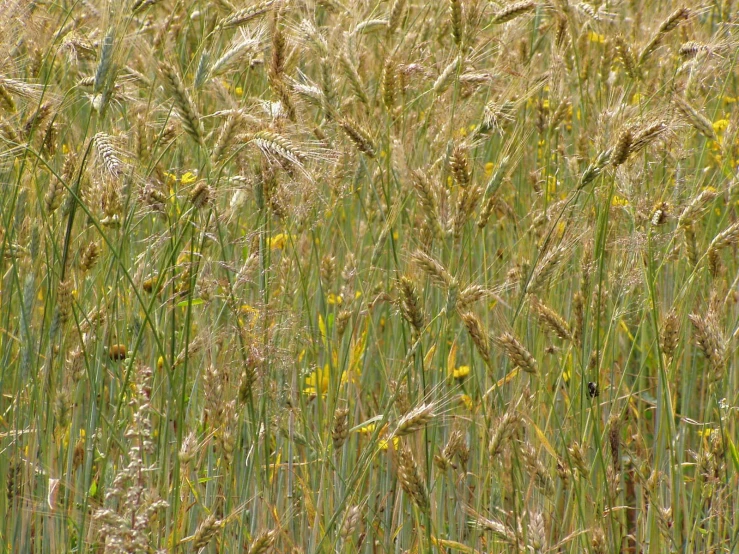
[192,514,223,549]
[411,170,443,238]
[610,127,633,167]
[526,244,566,294]
[397,447,429,511]
[433,55,461,95]
[332,407,349,450]
[660,310,679,360]
[491,1,536,24]
[638,8,690,65]
[391,402,436,438]
[410,250,453,288]
[246,529,277,554]
[530,295,571,340]
[489,411,521,457]
[159,61,204,145]
[496,332,538,374]
[338,117,375,157]
[677,188,718,228]
[398,276,424,335]
[339,51,369,105]
[614,36,638,79]
[218,1,275,29]
[673,95,716,140]
[450,0,463,45]
[94,133,122,177]
[689,311,726,379]
[461,311,491,363]
[578,149,612,188]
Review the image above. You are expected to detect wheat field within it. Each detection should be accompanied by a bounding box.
[0,0,738,552]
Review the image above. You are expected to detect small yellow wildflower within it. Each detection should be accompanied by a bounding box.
[304,365,330,396]
[713,119,730,134]
[459,394,473,411]
[181,171,197,184]
[268,233,289,250]
[484,162,495,176]
[327,293,343,305]
[452,365,470,379]
[234,86,244,96]
[588,31,605,44]
[611,195,629,207]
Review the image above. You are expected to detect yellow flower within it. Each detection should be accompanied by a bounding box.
[378,436,400,451]
[588,32,605,44]
[268,233,289,250]
[452,365,470,379]
[234,86,244,96]
[327,293,343,305]
[713,119,730,134]
[304,364,330,396]
[484,162,495,176]
[611,195,629,207]
[181,171,197,184]
[458,394,473,411]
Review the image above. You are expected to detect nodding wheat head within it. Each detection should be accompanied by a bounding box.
[496,332,538,374]
[159,61,204,144]
[491,1,536,24]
